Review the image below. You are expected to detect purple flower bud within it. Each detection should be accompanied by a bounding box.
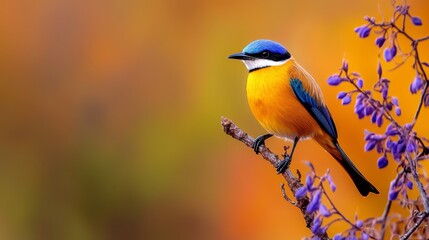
[375,36,386,48]
[389,189,399,201]
[356,220,363,228]
[328,74,342,86]
[337,92,347,99]
[365,140,376,152]
[371,134,386,141]
[407,180,413,190]
[424,93,429,107]
[333,234,344,240]
[395,107,401,116]
[311,216,322,234]
[406,140,417,153]
[364,130,374,140]
[365,106,374,116]
[357,78,363,88]
[305,161,315,172]
[382,88,388,99]
[386,102,393,111]
[354,25,371,38]
[342,95,351,105]
[377,61,383,77]
[342,60,349,72]
[362,233,369,240]
[295,186,307,199]
[391,97,399,106]
[326,175,336,192]
[306,190,322,213]
[386,128,399,136]
[384,45,397,62]
[405,123,413,131]
[412,16,423,26]
[319,204,331,217]
[376,143,384,153]
[306,173,314,190]
[377,156,388,168]
[410,75,423,94]
[371,111,378,124]
[376,113,384,127]
[354,101,365,113]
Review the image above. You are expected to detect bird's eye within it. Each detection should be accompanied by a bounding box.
[261,51,270,58]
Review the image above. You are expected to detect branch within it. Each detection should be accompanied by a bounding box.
[400,212,429,240]
[221,116,329,239]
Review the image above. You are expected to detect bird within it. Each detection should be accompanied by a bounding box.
[228,39,379,196]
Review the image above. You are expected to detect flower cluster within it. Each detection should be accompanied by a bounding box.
[321,2,429,239]
[299,163,375,240]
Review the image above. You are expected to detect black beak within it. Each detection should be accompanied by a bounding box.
[228,52,254,60]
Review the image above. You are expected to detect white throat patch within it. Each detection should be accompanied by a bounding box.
[243,58,288,71]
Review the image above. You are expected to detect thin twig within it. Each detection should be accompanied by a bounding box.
[400,212,429,240]
[221,117,329,240]
[380,200,393,239]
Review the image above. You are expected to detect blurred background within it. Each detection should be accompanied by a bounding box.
[0,0,428,239]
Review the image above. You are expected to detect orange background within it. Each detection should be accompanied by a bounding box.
[0,0,428,239]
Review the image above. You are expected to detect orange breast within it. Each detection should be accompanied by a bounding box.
[246,59,322,141]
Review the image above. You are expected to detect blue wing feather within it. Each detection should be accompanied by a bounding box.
[290,79,338,139]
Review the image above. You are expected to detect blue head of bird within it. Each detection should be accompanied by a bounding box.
[228,39,291,72]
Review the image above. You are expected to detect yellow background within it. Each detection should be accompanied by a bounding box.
[0,0,428,239]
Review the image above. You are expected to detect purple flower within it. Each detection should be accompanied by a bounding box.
[311,216,323,234]
[406,139,417,153]
[337,92,347,99]
[382,88,388,100]
[328,74,342,86]
[326,174,336,192]
[389,189,399,200]
[354,25,371,38]
[295,186,307,199]
[384,45,397,62]
[333,234,345,240]
[371,111,378,124]
[389,179,400,200]
[356,220,363,228]
[375,36,386,48]
[407,180,413,190]
[386,124,399,136]
[395,107,401,116]
[362,233,369,240]
[357,78,363,88]
[410,75,423,94]
[376,113,384,127]
[424,93,429,107]
[342,60,349,72]
[365,140,376,152]
[377,61,383,78]
[342,95,352,105]
[411,16,422,26]
[365,106,374,116]
[319,204,331,217]
[306,190,322,213]
[391,97,399,106]
[377,156,388,169]
[306,173,314,190]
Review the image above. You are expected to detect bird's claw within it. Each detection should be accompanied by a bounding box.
[252,134,273,154]
[276,156,291,174]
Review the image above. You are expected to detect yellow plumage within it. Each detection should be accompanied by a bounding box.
[247,58,324,141]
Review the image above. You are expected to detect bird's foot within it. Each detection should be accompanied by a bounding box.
[276,156,291,174]
[252,134,273,154]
